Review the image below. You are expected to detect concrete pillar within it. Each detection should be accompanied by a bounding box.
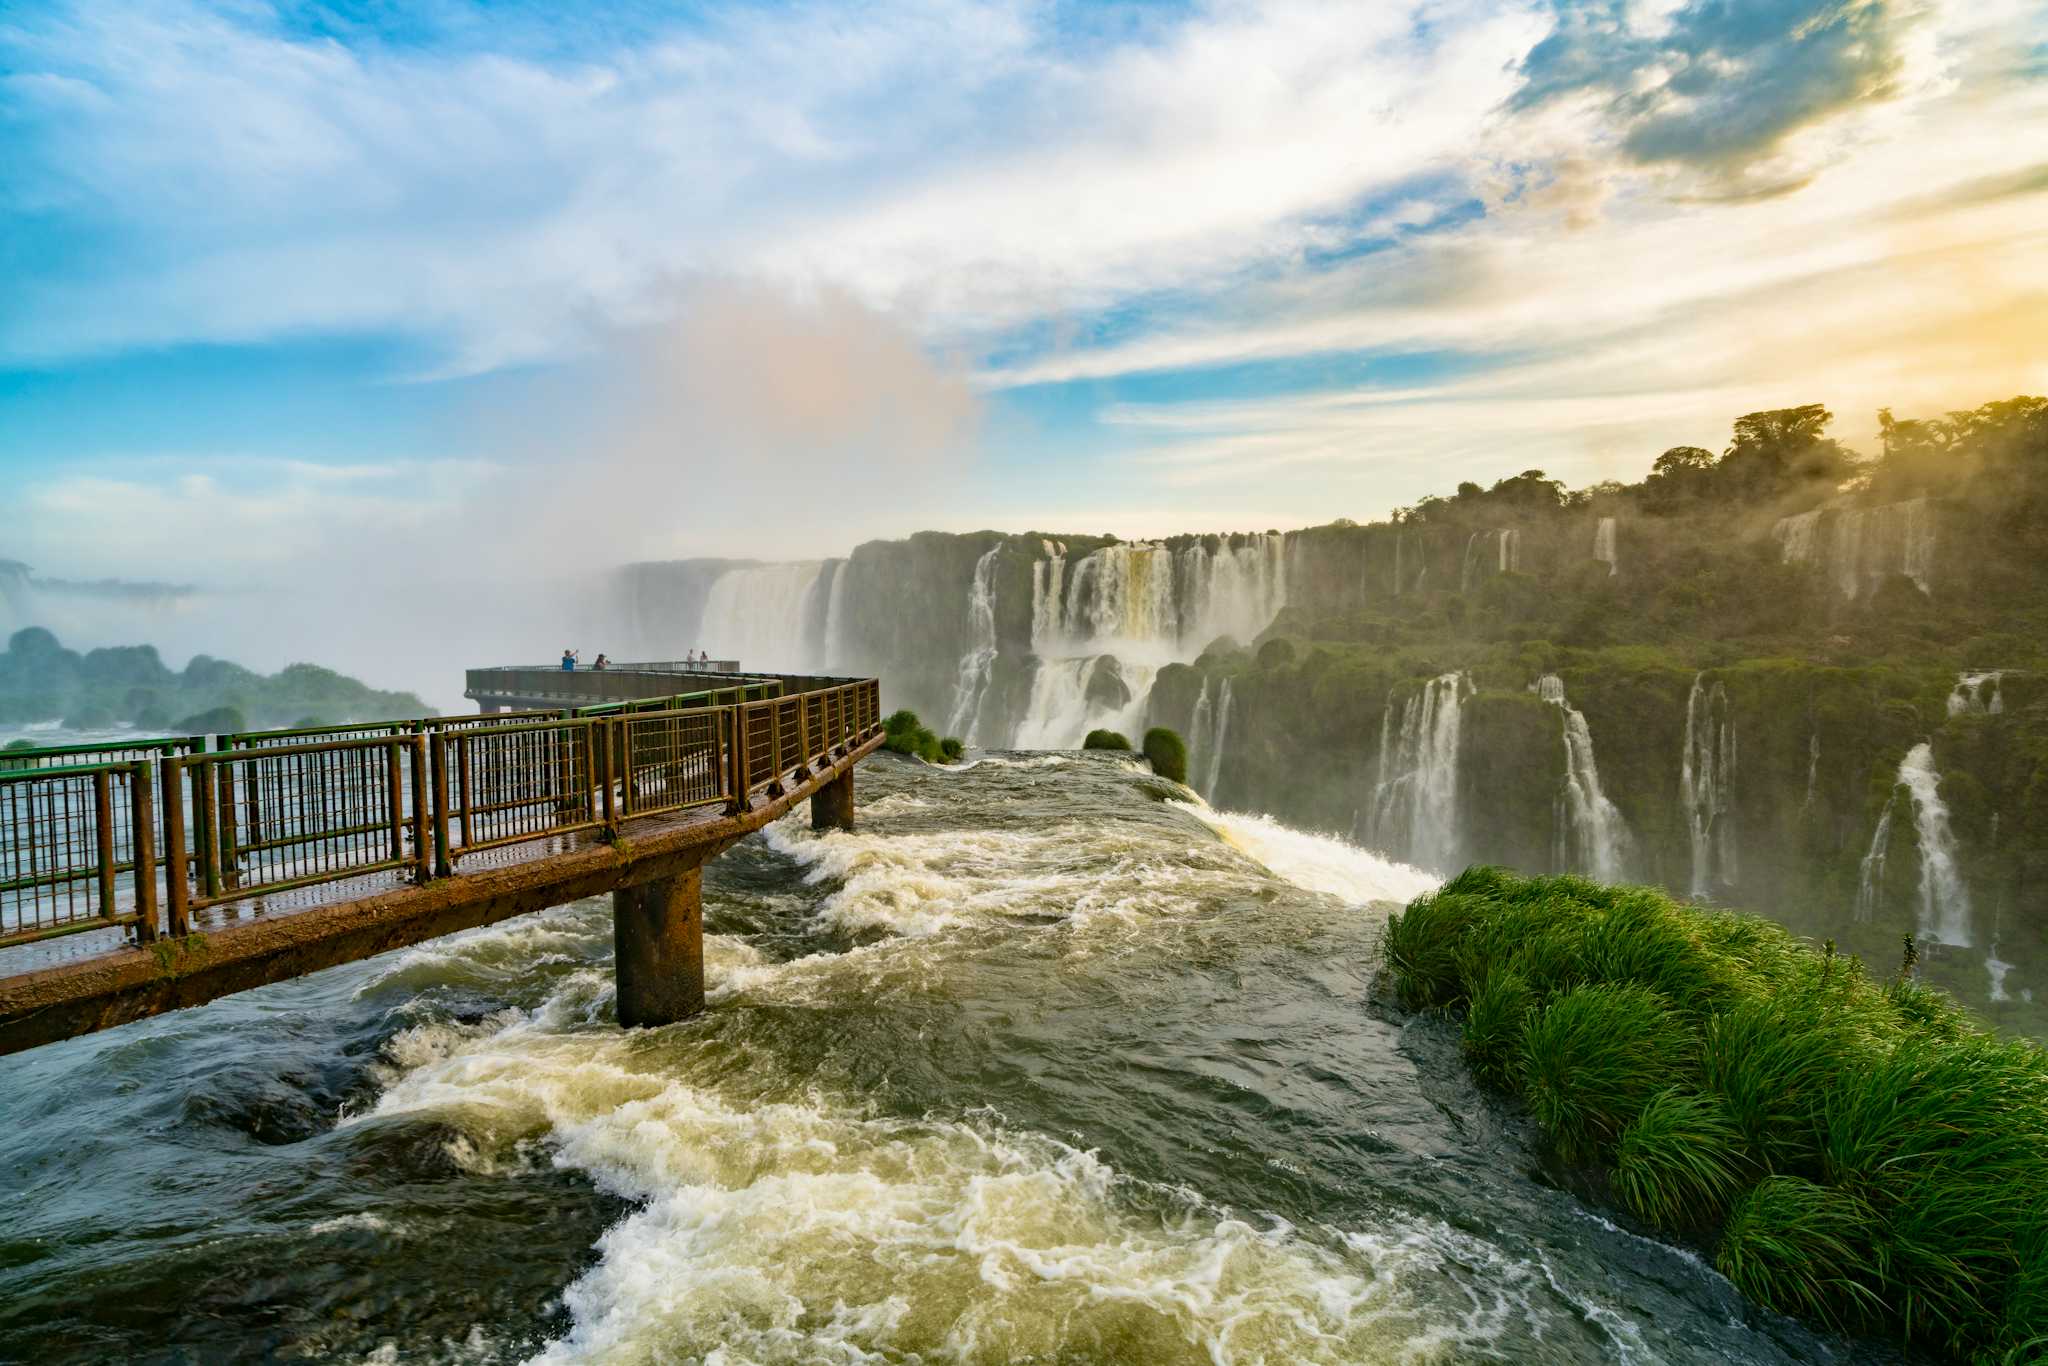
[613,864,705,1027]
[812,767,855,832]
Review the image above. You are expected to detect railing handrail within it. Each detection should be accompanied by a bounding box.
[0,677,883,949]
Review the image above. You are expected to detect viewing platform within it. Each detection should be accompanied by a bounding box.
[0,670,885,1054]
[467,659,746,712]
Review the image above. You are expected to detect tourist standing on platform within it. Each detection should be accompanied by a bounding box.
[561,648,578,671]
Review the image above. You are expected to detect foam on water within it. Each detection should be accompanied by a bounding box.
[359,979,1523,1366]
[1177,802,1439,907]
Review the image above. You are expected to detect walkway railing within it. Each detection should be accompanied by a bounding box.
[0,678,881,947]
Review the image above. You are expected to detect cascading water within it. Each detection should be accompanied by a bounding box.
[1680,675,1737,897]
[1898,742,1973,947]
[1593,517,1618,576]
[1016,535,1284,747]
[1012,656,1157,750]
[945,547,1000,742]
[1948,671,2005,716]
[1202,678,1233,799]
[1856,800,1894,923]
[699,562,829,669]
[822,558,850,669]
[1771,498,1935,598]
[1803,732,1820,812]
[1459,529,1520,592]
[1536,675,1630,881]
[1368,673,1467,874]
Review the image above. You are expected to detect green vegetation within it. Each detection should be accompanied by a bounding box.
[1384,867,2048,1360]
[882,709,963,764]
[1142,726,1187,784]
[1082,729,1132,751]
[0,628,428,732]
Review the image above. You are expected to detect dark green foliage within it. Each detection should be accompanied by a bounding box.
[1141,726,1187,784]
[882,708,961,764]
[1082,729,1132,751]
[1382,867,2048,1358]
[1614,1091,1747,1230]
[1520,983,1692,1163]
[1,629,428,730]
[1718,1176,1885,1334]
[1460,969,1533,1089]
[174,706,245,735]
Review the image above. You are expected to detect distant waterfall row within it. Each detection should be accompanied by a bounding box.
[1030,536,1286,661]
[1771,497,1935,598]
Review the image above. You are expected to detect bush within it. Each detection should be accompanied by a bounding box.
[174,705,246,736]
[1082,729,1131,751]
[881,708,961,764]
[1142,726,1187,784]
[1380,867,2048,1358]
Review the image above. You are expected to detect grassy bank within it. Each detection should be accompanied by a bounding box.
[1384,867,2048,1362]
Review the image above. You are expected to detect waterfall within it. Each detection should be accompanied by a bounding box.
[1771,498,1936,598]
[1536,674,1630,881]
[1856,801,1893,923]
[1012,656,1157,750]
[822,558,850,669]
[1802,732,1820,812]
[1948,671,2005,716]
[1898,742,1973,947]
[699,561,828,670]
[945,547,1001,742]
[1189,678,1213,775]
[1368,673,1467,873]
[1014,535,1284,747]
[1680,674,1738,897]
[1593,517,1618,576]
[1204,678,1233,798]
[1460,529,1519,591]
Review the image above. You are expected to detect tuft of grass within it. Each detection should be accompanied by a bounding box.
[1518,982,1691,1165]
[1717,1175,1886,1336]
[1613,1090,1748,1232]
[1460,969,1534,1090]
[1082,729,1131,751]
[1380,867,2048,1359]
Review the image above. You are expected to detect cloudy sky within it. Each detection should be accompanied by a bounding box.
[4,0,2046,581]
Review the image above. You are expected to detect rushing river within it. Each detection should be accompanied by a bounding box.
[0,752,1890,1364]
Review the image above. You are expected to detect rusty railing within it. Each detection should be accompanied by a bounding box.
[165,736,428,922]
[0,678,882,947]
[1,761,158,947]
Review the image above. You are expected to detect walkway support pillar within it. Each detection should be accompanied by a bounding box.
[613,864,705,1027]
[812,767,854,832]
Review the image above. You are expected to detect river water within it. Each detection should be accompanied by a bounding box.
[1,752,1886,1364]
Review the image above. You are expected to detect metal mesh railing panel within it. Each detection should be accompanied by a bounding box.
[186,741,415,906]
[447,723,599,858]
[620,711,724,817]
[1,764,147,944]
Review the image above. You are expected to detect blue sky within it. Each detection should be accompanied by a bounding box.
[4,0,2046,585]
